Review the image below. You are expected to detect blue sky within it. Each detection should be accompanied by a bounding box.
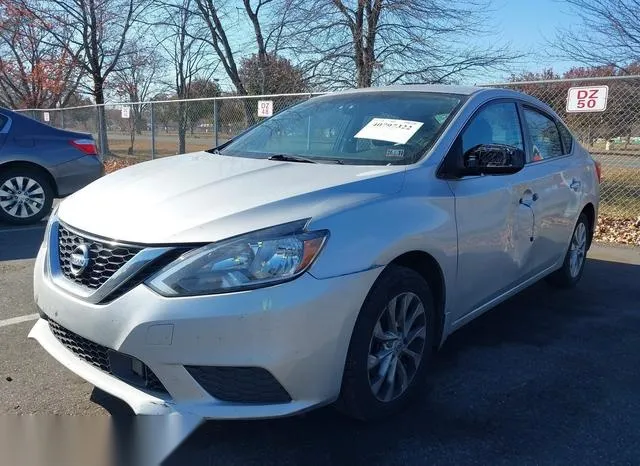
[486,0,581,81]
[219,0,586,88]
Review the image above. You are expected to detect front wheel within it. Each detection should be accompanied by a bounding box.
[546,213,589,289]
[337,265,436,420]
[0,168,54,225]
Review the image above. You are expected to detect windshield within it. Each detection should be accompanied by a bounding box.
[219,92,464,165]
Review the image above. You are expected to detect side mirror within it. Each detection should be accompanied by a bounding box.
[461,144,525,176]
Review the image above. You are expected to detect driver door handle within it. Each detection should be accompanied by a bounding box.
[519,191,539,205]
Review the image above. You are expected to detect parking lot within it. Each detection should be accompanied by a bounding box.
[1,219,640,465]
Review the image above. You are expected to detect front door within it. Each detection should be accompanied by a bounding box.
[447,101,535,321]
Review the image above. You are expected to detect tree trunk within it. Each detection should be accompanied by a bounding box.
[135,107,143,135]
[128,116,135,155]
[93,76,110,156]
[356,64,373,88]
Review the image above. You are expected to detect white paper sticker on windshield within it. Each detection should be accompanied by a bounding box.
[354,118,424,144]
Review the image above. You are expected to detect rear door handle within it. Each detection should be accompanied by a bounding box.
[570,179,582,191]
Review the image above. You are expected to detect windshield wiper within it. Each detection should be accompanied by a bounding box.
[268,154,345,165]
[268,154,318,164]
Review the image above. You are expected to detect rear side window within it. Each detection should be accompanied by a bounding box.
[0,114,7,131]
[557,122,574,154]
[523,107,563,161]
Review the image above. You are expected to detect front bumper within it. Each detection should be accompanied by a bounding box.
[30,246,380,418]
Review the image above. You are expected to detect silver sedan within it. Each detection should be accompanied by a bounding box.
[29,85,599,421]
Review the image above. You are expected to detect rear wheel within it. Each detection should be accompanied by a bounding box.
[337,265,436,420]
[546,213,589,289]
[0,168,54,225]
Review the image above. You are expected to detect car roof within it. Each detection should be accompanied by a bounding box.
[327,84,484,96]
[313,84,562,120]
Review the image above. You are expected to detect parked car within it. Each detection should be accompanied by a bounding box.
[29,85,600,421]
[0,107,103,225]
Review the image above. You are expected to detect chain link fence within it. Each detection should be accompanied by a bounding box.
[484,75,640,221]
[20,93,322,160]
[14,77,640,229]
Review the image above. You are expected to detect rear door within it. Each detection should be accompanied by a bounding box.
[447,101,536,320]
[513,105,581,275]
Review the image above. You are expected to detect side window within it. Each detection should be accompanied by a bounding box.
[0,114,7,132]
[557,121,574,154]
[461,102,524,154]
[523,107,563,161]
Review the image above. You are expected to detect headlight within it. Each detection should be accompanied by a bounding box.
[146,221,329,297]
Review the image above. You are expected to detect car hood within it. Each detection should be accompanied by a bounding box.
[57,152,406,244]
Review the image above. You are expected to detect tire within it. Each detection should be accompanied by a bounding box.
[546,213,589,289]
[0,168,54,225]
[337,264,436,421]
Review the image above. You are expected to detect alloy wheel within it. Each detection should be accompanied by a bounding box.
[367,291,427,402]
[569,221,587,278]
[0,176,46,219]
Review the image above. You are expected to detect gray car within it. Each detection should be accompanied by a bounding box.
[0,107,103,224]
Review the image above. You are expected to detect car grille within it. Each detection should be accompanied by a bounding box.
[47,318,167,394]
[58,224,143,290]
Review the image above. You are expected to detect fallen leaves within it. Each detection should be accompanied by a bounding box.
[594,214,640,246]
[103,156,140,174]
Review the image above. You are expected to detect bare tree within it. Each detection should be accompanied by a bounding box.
[113,45,163,154]
[25,0,152,154]
[0,0,82,109]
[280,0,518,88]
[155,0,217,153]
[192,0,286,122]
[552,0,640,72]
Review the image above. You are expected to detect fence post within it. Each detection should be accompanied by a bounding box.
[213,99,219,148]
[150,102,156,160]
[60,109,65,129]
[97,105,106,161]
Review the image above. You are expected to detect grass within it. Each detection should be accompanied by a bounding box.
[599,166,640,218]
[105,133,223,159]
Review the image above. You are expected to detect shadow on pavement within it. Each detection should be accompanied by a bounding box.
[164,257,640,465]
[0,223,46,261]
[0,201,56,261]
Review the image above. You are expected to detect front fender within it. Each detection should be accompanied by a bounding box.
[307,169,458,312]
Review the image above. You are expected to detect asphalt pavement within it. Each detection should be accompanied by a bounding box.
[1,220,640,465]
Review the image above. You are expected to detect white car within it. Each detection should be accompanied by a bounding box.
[29,85,600,420]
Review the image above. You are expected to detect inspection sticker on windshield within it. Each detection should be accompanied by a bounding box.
[354,118,423,144]
[386,148,405,158]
